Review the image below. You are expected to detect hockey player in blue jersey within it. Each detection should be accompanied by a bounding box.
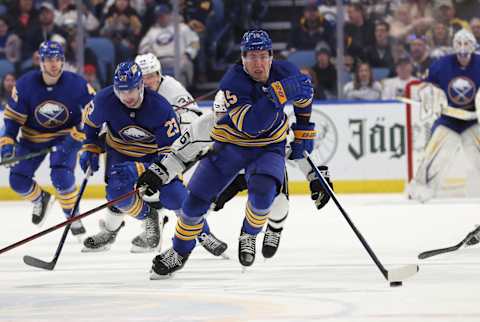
[408,29,480,204]
[0,41,95,239]
[138,29,315,278]
[80,61,189,252]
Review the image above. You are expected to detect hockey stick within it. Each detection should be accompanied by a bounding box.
[304,152,419,283]
[0,187,141,255]
[418,225,480,259]
[23,167,92,270]
[397,96,477,121]
[0,146,56,167]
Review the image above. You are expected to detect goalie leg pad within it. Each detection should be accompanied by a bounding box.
[461,124,480,171]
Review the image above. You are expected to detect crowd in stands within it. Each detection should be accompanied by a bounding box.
[0,0,478,102]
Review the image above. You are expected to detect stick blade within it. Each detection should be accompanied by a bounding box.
[387,264,419,282]
[23,255,55,271]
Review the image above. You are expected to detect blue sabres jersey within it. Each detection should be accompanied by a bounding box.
[2,70,95,145]
[83,86,181,161]
[426,54,480,132]
[211,60,313,147]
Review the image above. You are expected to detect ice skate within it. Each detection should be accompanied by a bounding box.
[131,212,169,253]
[32,191,54,226]
[82,220,125,252]
[238,231,257,267]
[407,180,434,203]
[262,226,282,258]
[150,247,189,280]
[466,226,480,246]
[70,219,86,243]
[198,232,229,259]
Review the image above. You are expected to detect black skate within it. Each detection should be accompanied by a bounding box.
[262,226,282,258]
[467,234,480,246]
[150,247,189,280]
[131,212,169,253]
[198,232,229,258]
[32,191,54,226]
[70,220,86,243]
[82,220,125,252]
[238,231,257,267]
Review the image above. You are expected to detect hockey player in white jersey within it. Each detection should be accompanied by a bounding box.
[408,29,480,203]
[133,53,227,255]
[137,90,333,261]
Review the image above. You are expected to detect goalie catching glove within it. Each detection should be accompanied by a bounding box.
[307,165,332,210]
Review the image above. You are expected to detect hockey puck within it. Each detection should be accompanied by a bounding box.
[390,281,403,287]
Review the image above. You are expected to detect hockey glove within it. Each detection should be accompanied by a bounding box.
[289,122,316,160]
[79,150,99,173]
[307,165,332,210]
[0,137,16,167]
[136,161,169,196]
[268,74,313,108]
[110,162,143,190]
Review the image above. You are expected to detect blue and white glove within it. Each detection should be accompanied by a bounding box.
[289,122,316,160]
[1,136,16,167]
[268,74,313,108]
[79,150,99,173]
[109,162,141,189]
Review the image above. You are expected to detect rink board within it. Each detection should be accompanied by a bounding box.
[0,100,431,199]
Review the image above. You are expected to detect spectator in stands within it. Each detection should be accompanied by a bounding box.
[407,34,433,78]
[84,63,101,91]
[426,21,453,59]
[100,0,142,64]
[23,2,68,60]
[343,61,382,100]
[363,20,395,70]
[286,4,335,54]
[0,72,15,108]
[64,30,100,77]
[138,3,199,88]
[300,66,325,100]
[381,56,417,99]
[55,0,100,36]
[344,3,375,61]
[387,3,433,42]
[7,0,38,40]
[0,16,22,63]
[433,0,469,35]
[469,17,480,45]
[20,49,40,74]
[312,46,337,99]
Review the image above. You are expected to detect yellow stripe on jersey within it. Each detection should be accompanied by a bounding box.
[20,126,73,143]
[135,162,146,176]
[120,194,144,217]
[293,129,317,140]
[175,218,204,241]
[23,183,42,201]
[81,143,103,153]
[83,108,100,128]
[293,97,313,108]
[56,188,79,210]
[4,104,27,125]
[211,117,289,147]
[105,129,163,158]
[229,104,251,132]
[0,136,15,147]
[245,204,268,228]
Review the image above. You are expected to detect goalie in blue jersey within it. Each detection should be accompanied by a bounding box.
[408,29,480,204]
[0,41,95,240]
[138,29,318,278]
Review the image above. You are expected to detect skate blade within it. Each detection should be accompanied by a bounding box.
[33,196,56,228]
[220,253,230,260]
[241,266,248,274]
[81,245,111,253]
[149,269,174,280]
[72,233,86,244]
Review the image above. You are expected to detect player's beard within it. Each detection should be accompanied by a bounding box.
[42,65,63,85]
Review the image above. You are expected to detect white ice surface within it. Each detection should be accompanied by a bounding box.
[1,194,480,322]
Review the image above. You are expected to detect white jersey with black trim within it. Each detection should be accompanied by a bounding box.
[157,75,203,128]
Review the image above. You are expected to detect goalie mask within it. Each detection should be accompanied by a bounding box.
[453,29,477,63]
[212,90,227,124]
[113,61,145,109]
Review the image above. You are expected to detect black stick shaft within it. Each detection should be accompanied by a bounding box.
[0,188,139,255]
[304,152,388,280]
[0,147,53,167]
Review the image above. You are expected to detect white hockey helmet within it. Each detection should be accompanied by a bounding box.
[212,90,227,123]
[453,29,477,58]
[135,53,162,76]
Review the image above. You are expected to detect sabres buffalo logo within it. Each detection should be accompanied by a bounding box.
[34,101,69,128]
[448,76,476,107]
[119,125,155,143]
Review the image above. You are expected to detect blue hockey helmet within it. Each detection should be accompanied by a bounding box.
[240,30,272,53]
[113,61,143,91]
[39,40,65,61]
